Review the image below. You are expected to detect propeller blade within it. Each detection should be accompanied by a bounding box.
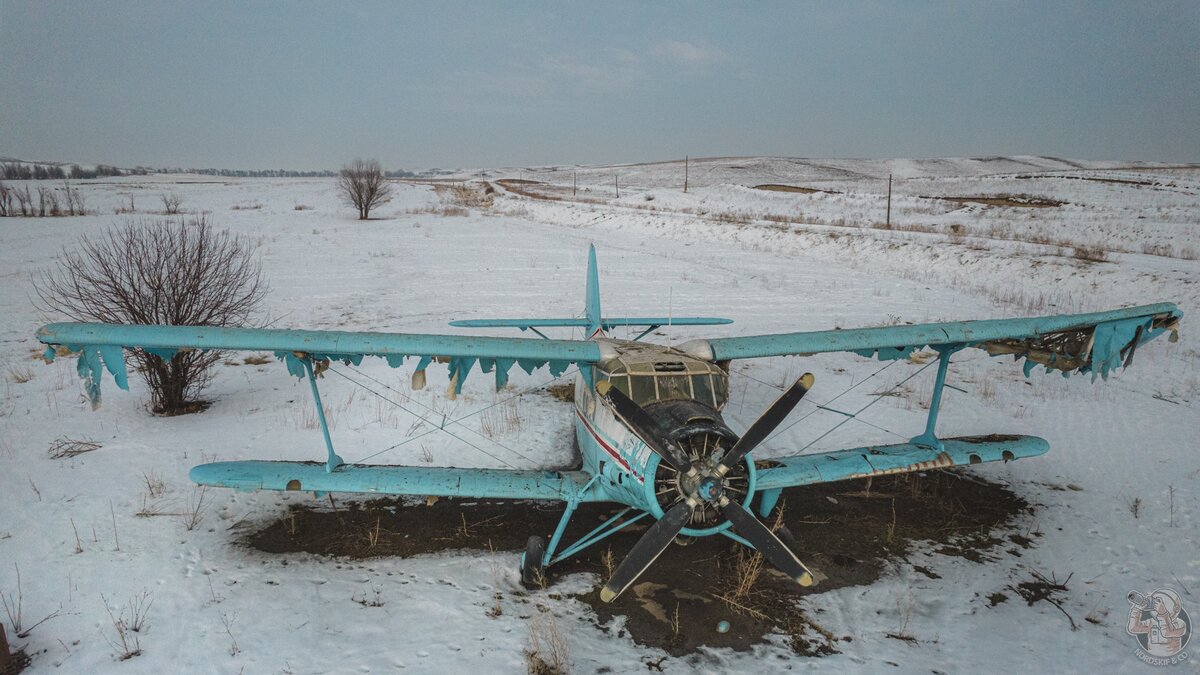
[719,498,814,588]
[600,500,694,602]
[717,373,813,472]
[596,380,694,474]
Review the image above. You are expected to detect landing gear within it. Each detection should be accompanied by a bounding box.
[520,535,546,587]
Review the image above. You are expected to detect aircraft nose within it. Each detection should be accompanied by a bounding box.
[697,476,723,502]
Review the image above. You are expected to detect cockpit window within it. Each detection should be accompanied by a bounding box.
[608,374,630,399]
[630,374,657,406]
[656,375,692,401]
[691,375,715,407]
[713,374,728,407]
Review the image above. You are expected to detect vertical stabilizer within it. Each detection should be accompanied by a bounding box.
[585,244,603,337]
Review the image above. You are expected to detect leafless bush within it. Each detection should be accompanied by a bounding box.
[48,437,102,459]
[160,193,182,214]
[339,158,392,219]
[0,182,11,216]
[37,186,60,216]
[525,614,570,675]
[34,215,266,413]
[62,181,86,215]
[183,486,209,530]
[101,591,151,660]
[13,186,32,216]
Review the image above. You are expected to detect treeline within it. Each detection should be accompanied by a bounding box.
[1,162,145,180]
[169,168,338,178]
[166,168,421,178]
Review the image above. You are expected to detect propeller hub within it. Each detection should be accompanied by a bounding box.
[696,476,723,502]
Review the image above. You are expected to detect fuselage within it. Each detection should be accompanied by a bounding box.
[570,337,757,535]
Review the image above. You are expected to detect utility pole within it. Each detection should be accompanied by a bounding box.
[573,171,577,197]
[886,173,892,228]
[684,155,689,193]
[614,174,619,199]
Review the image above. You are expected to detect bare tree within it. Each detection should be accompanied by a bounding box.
[35,216,267,414]
[13,186,32,216]
[338,159,392,220]
[62,181,86,216]
[161,193,183,215]
[0,182,10,217]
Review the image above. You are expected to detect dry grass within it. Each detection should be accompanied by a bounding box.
[101,591,152,660]
[479,398,521,438]
[183,486,208,531]
[6,364,33,384]
[1071,244,1110,263]
[47,437,101,459]
[525,614,570,675]
[242,354,273,366]
[230,201,263,210]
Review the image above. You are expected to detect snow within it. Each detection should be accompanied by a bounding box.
[1,158,1198,672]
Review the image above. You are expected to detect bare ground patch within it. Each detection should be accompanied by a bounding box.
[752,184,841,195]
[244,470,1033,657]
[924,195,1065,208]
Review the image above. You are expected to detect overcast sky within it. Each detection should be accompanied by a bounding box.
[2,1,1197,169]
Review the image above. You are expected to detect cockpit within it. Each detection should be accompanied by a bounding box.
[595,349,728,409]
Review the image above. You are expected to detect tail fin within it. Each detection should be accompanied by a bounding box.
[585,244,603,336]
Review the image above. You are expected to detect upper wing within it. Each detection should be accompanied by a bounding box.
[36,321,602,403]
[679,303,1181,380]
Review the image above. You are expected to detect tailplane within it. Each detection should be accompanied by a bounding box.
[449,245,732,340]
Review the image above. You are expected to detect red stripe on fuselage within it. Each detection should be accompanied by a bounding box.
[575,407,643,481]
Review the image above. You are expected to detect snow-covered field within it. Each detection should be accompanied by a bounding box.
[1,157,1198,673]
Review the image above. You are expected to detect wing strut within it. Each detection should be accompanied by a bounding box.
[298,354,344,473]
[909,345,961,452]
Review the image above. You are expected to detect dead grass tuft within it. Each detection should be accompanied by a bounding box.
[6,365,33,384]
[1071,244,1110,263]
[48,437,101,459]
[525,614,570,675]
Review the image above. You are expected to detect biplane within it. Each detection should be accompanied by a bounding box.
[36,246,1181,602]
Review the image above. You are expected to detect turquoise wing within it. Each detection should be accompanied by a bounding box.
[755,435,1049,490]
[36,322,602,404]
[680,303,1181,380]
[189,460,600,501]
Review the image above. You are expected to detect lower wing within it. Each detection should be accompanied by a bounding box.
[755,435,1048,490]
[190,461,598,501]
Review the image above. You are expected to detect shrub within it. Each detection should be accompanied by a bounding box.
[34,215,266,413]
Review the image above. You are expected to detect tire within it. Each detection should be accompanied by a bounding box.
[520,535,547,587]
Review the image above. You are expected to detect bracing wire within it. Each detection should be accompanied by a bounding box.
[329,363,578,467]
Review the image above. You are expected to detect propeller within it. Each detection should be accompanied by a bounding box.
[595,380,696,476]
[594,373,817,602]
[715,372,814,476]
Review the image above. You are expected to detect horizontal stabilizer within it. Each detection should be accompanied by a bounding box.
[755,435,1049,490]
[189,460,599,501]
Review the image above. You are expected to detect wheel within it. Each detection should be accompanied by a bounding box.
[520,535,546,587]
[776,525,799,552]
